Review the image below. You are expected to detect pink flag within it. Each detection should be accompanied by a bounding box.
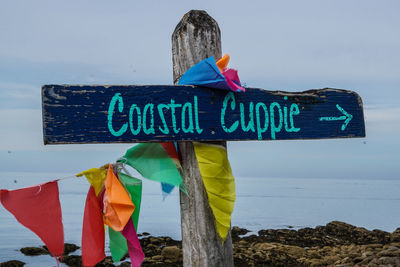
[121,220,144,267]
[0,181,64,258]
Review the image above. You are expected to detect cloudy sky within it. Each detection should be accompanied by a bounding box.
[0,0,399,179]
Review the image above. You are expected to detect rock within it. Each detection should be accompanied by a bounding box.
[361,251,374,258]
[161,246,182,262]
[231,226,250,241]
[391,228,400,242]
[0,260,25,267]
[117,262,130,267]
[152,255,163,261]
[254,242,276,251]
[63,243,80,255]
[142,232,150,236]
[307,258,325,267]
[20,247,49,256]
[42,243,80,255]
[94,256,115,267]
[149,237,161,244]
[9,221,400,267]
[61,255,82,266]
[284,245,306,258]
[374,256,400,265]
[352,256,363,263]
[377,246,400,257]
[322,255,340,265]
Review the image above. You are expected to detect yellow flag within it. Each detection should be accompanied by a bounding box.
[76,167,107,196]
[193,142,236,241]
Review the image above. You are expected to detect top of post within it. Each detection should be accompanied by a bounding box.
[172,10,222,83]
[173,10,220,36]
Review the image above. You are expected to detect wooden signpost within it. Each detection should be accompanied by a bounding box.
[41,10,365,267]
[42,85,364,144]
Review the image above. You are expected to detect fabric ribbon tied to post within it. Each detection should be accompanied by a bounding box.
[178,53,245,92]
[193,142,236,241]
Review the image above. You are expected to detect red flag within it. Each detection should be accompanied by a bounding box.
[0,181,64,258]
[82,186,105,267]
[161,142,181,164]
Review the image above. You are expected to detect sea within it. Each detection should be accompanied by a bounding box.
[1,172,400,266]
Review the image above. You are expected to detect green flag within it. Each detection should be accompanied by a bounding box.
[120,143,187,194]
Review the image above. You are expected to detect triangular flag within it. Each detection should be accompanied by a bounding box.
[121,220,144,267]
[76,167,107,196]
[109,173,142,262]
[0,181,64,258]
[82,186,105,267]
[120,143,187,194]
[103,165,135,232]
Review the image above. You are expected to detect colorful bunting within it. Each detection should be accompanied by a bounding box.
[193,142,236,241]
[120,143,187,194]
[103,165,135,232]
[0,181,64,259]
[82,186,105,267]
[109,173,142,263]
[2,84,241,262]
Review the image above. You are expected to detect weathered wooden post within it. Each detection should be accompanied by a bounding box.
[172,10,234,266]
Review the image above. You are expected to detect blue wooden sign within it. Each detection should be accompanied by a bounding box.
[42,85,365,144]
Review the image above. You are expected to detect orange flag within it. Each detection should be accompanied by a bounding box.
[0,181,64,258]
[82,186,105,267]
[103,165,135,232]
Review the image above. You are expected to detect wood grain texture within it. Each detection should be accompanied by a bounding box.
[42,85,365,144]
[172,10,234,267]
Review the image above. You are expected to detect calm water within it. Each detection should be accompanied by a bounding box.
[1,172,400,266]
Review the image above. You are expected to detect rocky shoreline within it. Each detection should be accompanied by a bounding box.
[1,221,400,267]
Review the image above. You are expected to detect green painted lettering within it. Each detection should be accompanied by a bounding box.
[157,104,170,134]
[289,103,301,132]
[221,92,239,133]
[169,99,182,134]
[181,102,194,133]
[240,102,255,132]
[129,104,141,135]
[143,103,155,134]
[270,102,283,140]
[194,96,203,134]
[107,93,128,137]
[255,102,268,140]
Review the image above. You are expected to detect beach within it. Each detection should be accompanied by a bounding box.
[2,221,400,266]
[1,173,400,266]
